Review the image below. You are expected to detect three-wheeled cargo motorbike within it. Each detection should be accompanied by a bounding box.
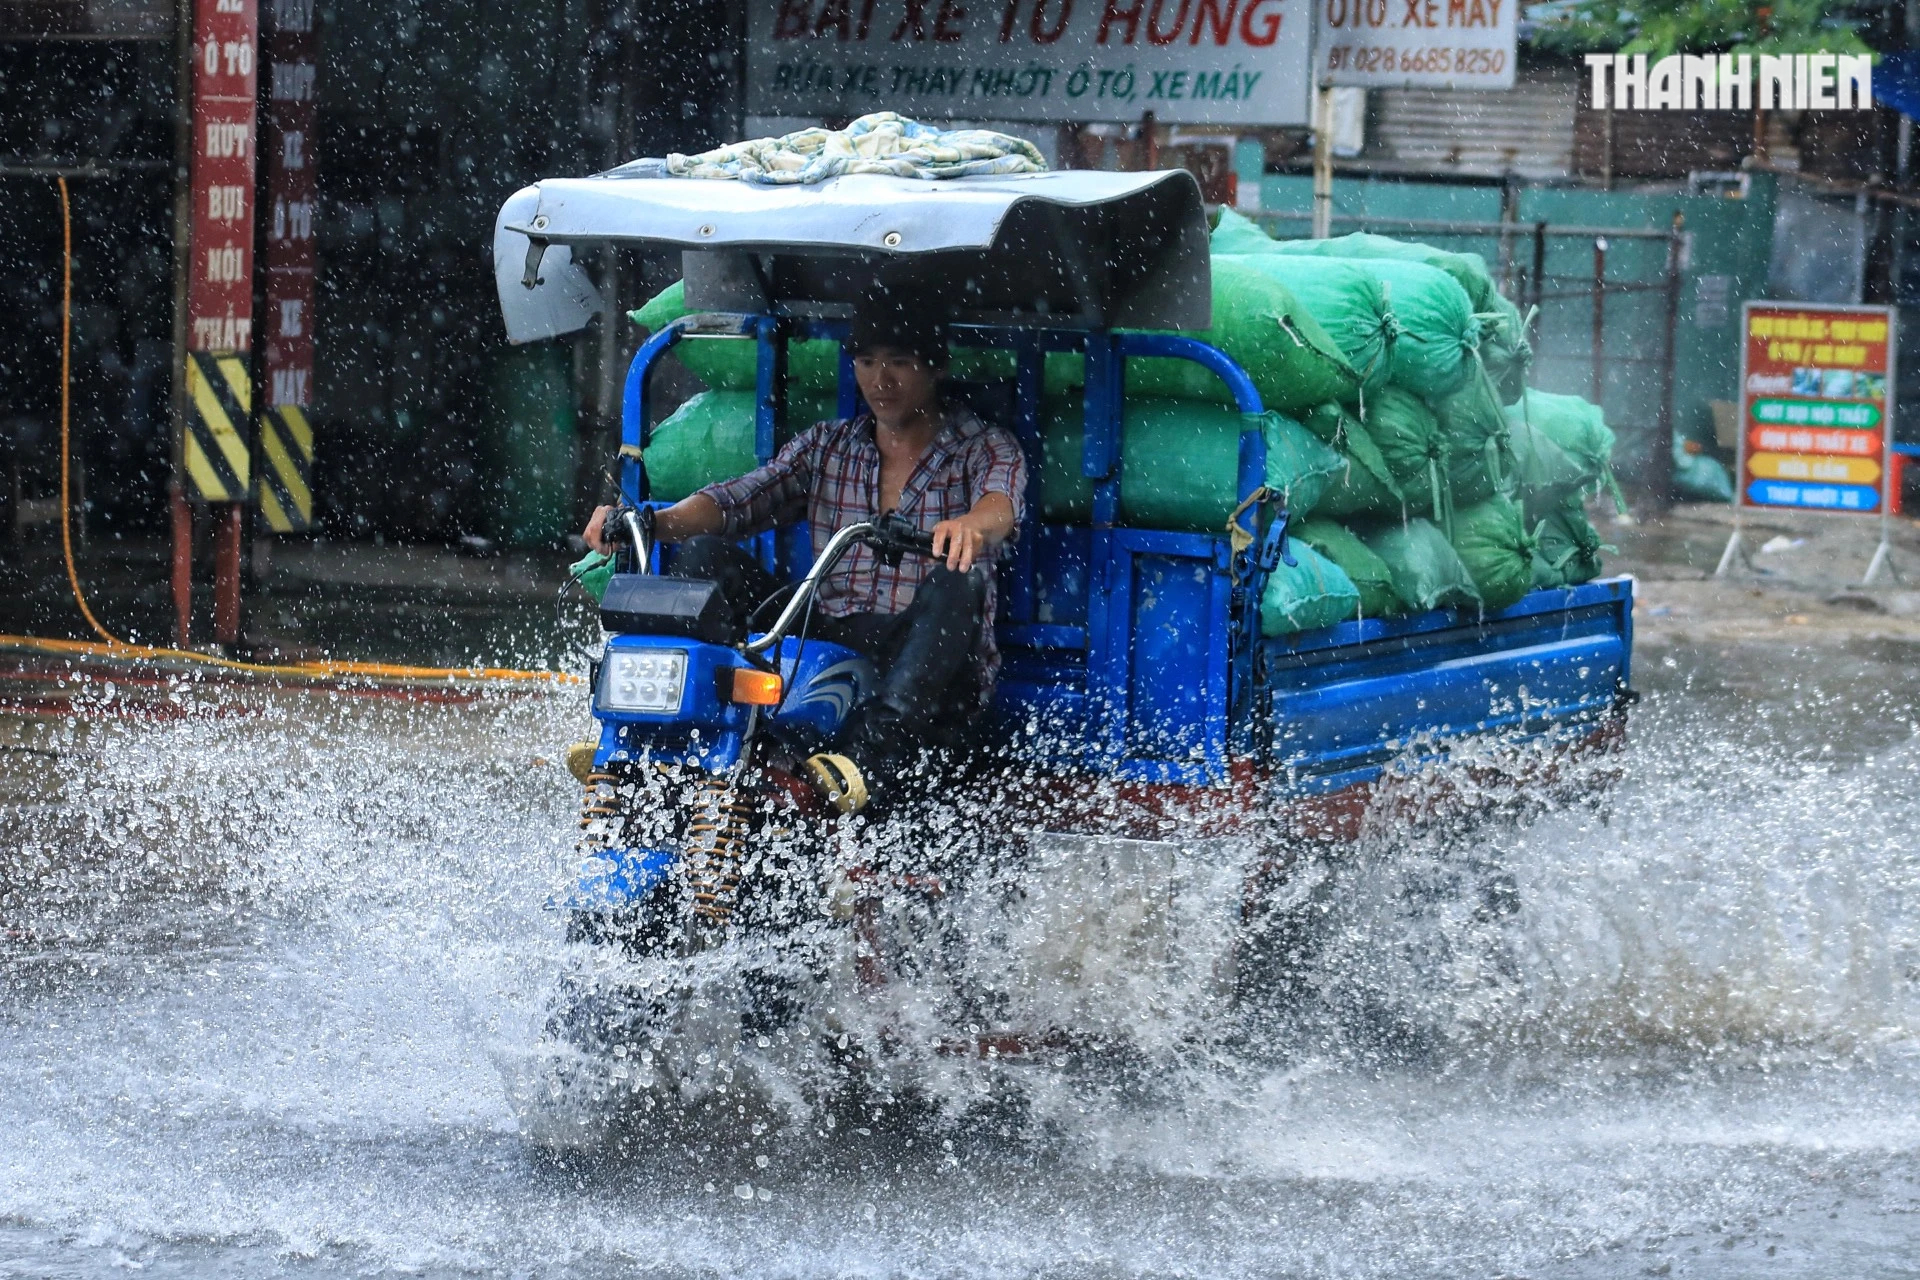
[491,167,1635,1142]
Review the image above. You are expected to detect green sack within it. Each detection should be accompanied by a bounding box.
[1041,400,1343,530]
[1507,411,1591,513]
[1265,232,1501,316]
[1290,516,1401,617]
[570,549,615,603]
[1505,389,1620,506]
[1300,403,1406,519]
[1531,497,1609,588]
[1210,206,1279,255]
[643,389,839,501]
[1449,494,1535,612]
[1260,540,1362,635]
[1362,386,1451,518]
[1218,254,1399,392]
[1481,294,1533,402]
[1364,518,1483,614]
[1674,446,1736,504]
[1430,376,1513,508]
[632,282,842,393]
[1043,260,1361,414]
[1330,258,1478,398]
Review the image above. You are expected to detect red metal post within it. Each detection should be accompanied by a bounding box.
[170,481,192,646]
[213,502,242,645]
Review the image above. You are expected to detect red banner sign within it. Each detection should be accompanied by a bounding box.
[186,0,259,355]
[261,0,315,408]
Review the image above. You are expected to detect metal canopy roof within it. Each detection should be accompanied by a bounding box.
[493,168,1211,343]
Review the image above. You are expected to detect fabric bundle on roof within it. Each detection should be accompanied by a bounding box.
[664,112,1048,184]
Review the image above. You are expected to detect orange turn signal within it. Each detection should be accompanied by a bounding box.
[728,667,783,706]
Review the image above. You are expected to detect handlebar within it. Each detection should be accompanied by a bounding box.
[596,505,655,575]
[866,513,936,562]
[742,517,938,657]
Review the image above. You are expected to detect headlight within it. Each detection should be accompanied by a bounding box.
[598,649,688,714]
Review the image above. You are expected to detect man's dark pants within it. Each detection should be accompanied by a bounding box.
[669,535,987,780]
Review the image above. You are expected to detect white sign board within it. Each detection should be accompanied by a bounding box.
[747,0,1313,125]
[1314,0,1515,89]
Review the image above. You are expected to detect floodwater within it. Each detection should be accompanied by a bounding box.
[4,627,1920,1279]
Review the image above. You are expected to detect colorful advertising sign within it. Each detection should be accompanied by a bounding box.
[746,0,1313,125]
[1736,302,1895,516]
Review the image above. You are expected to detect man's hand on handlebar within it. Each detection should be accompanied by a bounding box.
[583,495,725,552]
[583,504,622,554]
[929,495,1016,573]
[930,517,988,573]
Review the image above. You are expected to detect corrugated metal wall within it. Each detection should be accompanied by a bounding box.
[1367,66,1579,180]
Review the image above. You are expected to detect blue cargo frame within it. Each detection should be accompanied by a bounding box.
[616,314,1634,812]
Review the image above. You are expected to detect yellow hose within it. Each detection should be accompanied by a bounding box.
[46,178,580,691]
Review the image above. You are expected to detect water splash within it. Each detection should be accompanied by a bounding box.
[2,653,1918,1276]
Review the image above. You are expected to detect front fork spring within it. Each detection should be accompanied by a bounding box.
[684,774,754,925]
[577,769,624,855]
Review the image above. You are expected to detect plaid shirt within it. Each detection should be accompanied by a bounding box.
[698,404,1027,694]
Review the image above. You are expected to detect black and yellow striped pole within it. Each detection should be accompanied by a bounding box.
[255,402,314,532]
[183,351,253,503]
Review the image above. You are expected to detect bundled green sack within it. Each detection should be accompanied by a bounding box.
[1266,231,1499,314]
[1449,494,1535,612]
[1346,259,1480,398]
[1505,390,1620,509]
[1260,539,1362,635]
[1364,518,1482,613]
[1507,412,1591,515]
[1290,517,1401,617]
[1210,206,1279,255]
[633,282,842,393]
[1218,254,1399,392]
[1430,377,1513,509]
[1043,259,1360,413]
[1531,497,1609,588]
[1249,228,1533,402]
[1363,387,1450,517]
[643,389,838,500]
[1040,400,1343,530]
[1300,403,1406,520]
[1481,295,1532,402]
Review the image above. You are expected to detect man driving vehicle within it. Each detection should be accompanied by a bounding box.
[584,297,1028,816]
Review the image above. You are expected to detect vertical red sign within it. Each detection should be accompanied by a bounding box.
[186,0,258,355]
[261,0,314,410]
